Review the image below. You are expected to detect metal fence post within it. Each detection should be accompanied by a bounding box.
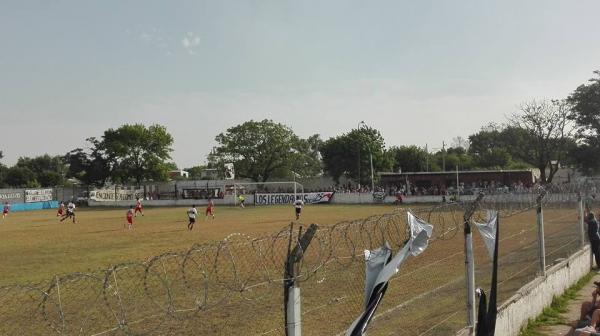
[536,193,546,276]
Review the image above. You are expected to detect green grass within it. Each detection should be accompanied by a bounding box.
[519,272,595,336]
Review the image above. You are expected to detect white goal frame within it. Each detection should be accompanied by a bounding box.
[233,181,305,206]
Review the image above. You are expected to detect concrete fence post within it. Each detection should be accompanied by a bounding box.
[287,287,301,336]
[536,195,546,276]
[463,193,484,336]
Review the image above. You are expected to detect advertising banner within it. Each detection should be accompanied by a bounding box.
[90,188,144,201]
[372,191,387,203]
[0,190,23,202]
[255,192,334,206]
[25,189,53,203]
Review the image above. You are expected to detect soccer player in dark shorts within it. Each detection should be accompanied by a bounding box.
[60,201,76,223]
[2,202,10,219]
[293,198,304,220]
[188,205,198,230]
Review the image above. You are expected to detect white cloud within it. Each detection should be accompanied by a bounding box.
[181,32,201,55]
[137,28,172,55]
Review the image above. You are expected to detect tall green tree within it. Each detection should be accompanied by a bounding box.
[568,70,600,173]
[209,119,321,182]
[0,151,7,187]
[468,124,530,169]
[388,145,428,172]
[320,126,392,184]
[15,155,67,187]
[4,166,39,187]
[433,147,476,171]
[65,138,111,186]
[100,124,174,184]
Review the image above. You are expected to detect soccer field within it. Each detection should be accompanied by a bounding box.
[0,203,584,335]
[0,204,396,286]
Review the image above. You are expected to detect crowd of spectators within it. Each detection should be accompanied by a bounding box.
[382,180,535,197]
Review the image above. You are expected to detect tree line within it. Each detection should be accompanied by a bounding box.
[0,70,599,188]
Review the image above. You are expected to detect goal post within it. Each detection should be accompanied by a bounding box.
[233,181,305,206]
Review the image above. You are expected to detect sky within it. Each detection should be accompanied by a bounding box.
[1,0,599,168]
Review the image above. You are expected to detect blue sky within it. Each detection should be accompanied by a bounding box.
[1,0,599,168]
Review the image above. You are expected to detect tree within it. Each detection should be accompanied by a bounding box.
[568,70,600,173]
[468,124,530,169]
[0,150,5,187]
[64,139,111,187]
[100,124,174,184]
[320,126,392,184]
[289,134,323,178]
[508,99,575,183]
[388,146,428,172]
[4,166,39,187]
[185,165,206,179]
[209,120,321,182]
[433,147,476,171]
[15,155,67,187]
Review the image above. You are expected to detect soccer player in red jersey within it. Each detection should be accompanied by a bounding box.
[2,202,10,219]
[205,198,215,220]
[57,201,65,218]
[126,205,134,229]
[60,201,76,223]
[134,198,144,217]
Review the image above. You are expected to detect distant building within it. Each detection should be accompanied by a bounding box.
[168,170,189,179]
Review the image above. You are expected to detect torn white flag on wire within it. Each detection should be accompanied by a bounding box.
[474,210,498,260]
[346,211,433,336]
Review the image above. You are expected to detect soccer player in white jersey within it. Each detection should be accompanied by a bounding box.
[187,205,198,230]
[293,197,304,220]
[61,201,76,223]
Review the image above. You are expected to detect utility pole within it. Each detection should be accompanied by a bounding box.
[425,143,429,172]
[357,122,362,189]
[442,141,446,172]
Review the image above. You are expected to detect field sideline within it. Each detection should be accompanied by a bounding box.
[0,204,396,285]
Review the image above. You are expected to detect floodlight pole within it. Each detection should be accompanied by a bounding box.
[357,122,362,189]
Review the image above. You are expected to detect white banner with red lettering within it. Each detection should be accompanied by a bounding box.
[25,189,53,203]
